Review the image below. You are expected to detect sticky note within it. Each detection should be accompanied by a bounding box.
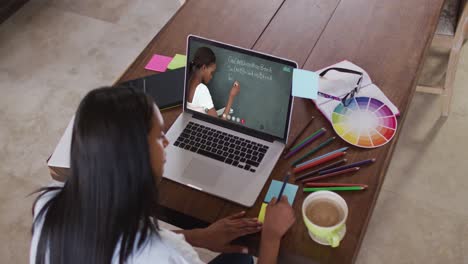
[167,54,187,70]
[264,180,299,205]
[144,54,173,72]
[292,68,319,99]
[258,203,268,223]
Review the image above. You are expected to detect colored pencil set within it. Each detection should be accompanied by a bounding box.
[283,119,376,193]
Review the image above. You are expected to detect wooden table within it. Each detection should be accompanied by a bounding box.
[49,0,445,263]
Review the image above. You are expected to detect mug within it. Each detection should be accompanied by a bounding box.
[302,191,348,247]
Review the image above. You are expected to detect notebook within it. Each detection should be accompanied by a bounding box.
[118,67,185,110]
[48,68,185,168]
[313,60,399,123]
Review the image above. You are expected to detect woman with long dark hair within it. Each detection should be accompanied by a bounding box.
[30,87,295,264]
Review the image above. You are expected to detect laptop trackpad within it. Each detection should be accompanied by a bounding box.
[183,158,221,188]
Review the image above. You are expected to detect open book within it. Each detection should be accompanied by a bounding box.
[313,60,399,123]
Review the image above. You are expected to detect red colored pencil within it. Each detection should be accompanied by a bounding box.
[293,152,346,174]
[304,182,368,188]
[301,167,360,183]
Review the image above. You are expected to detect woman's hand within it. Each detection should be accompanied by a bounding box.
[229,81,240,97]
[262,196,296,241]
[197,211,261,253]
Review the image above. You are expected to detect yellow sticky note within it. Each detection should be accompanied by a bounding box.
[167,54,187,70]
[258,203,268,223]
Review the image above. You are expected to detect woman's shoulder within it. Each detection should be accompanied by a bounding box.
[195,83,209,93]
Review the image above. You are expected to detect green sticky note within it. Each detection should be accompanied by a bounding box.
[258,202,268,223]
[167,54,187,70]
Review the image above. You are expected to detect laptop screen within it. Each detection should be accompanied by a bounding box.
[185,36,296,141]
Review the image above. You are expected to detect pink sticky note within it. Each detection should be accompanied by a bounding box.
[144,54,173,72]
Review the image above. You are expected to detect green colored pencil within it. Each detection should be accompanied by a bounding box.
[303,186,366,192]
[290,128,325,152]
[291,137,335,166]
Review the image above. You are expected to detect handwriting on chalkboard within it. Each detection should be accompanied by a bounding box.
[226,56,273,81]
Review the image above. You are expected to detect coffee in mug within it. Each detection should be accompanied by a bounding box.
[305,198,344,227]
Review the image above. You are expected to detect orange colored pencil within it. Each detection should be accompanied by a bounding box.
[293,151,346,174]
[304,182,368,188]
[301,167,360,183]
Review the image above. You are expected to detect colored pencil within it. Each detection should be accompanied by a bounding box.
[289,128,324,152]
[295,147,348,168]
[291,137,336,165]
[301,167,360,183]
[294,159,347,182]
[283,117,315,153]
[318,158,376,175]
[303,186,366,192]
[293,152,346,174]
[276,174,290,204]
[305,183,368,188]
[284,128,326,159]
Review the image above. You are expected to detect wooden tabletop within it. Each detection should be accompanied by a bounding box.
[49,0,445,263]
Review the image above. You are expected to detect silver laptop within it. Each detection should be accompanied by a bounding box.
[163,35,297,207]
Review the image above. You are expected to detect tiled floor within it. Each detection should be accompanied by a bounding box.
[0,1,467,263]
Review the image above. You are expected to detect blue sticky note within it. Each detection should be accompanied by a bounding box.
[292,68,319,99]
[264,180,299,205]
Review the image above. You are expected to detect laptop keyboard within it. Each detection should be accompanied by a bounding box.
[173,122,268,173]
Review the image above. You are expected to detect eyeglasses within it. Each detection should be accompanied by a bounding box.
[318,67,364,107]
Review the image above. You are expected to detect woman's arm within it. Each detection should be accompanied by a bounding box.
[221,81,240,119]
[258,196,296,264]
[174,211,261,253]
[258,233,281,264]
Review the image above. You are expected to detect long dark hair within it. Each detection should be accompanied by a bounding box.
[32,87,160,264]
[188,46,216,78]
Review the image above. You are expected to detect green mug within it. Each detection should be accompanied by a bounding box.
[302,191,348,247]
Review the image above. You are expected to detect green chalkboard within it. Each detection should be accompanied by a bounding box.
[188,41,293,138]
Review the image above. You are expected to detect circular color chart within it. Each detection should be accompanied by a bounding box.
[332,97,397,148]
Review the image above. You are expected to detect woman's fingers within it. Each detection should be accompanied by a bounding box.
[233,226,262,238]
[231,218,261,228]
[227,211,246,220]
[270,197,277,204]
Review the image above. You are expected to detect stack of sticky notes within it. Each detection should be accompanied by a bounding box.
[145,53,187,72]
[258,180,299,223]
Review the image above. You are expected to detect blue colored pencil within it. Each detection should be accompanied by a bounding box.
[318,158,376,175]
[295,147,349,168]
[284,128,326,159]
[276,174,290,204]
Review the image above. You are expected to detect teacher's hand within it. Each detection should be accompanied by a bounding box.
[199,211,261,253]
[230,81,240,97]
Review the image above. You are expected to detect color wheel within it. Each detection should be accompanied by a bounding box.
[332,97,397,148]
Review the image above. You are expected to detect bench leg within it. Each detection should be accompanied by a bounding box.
[442,47,461,116]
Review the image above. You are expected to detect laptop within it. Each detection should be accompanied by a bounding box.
[163,35,297,207]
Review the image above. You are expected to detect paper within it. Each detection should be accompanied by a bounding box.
[167,54,187,70]
[258,203,268,223]
[47,116,74,168]
[145,54,173,72]
[264,180,299,205]
[292,69,319,99]
[313,60,400,123]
